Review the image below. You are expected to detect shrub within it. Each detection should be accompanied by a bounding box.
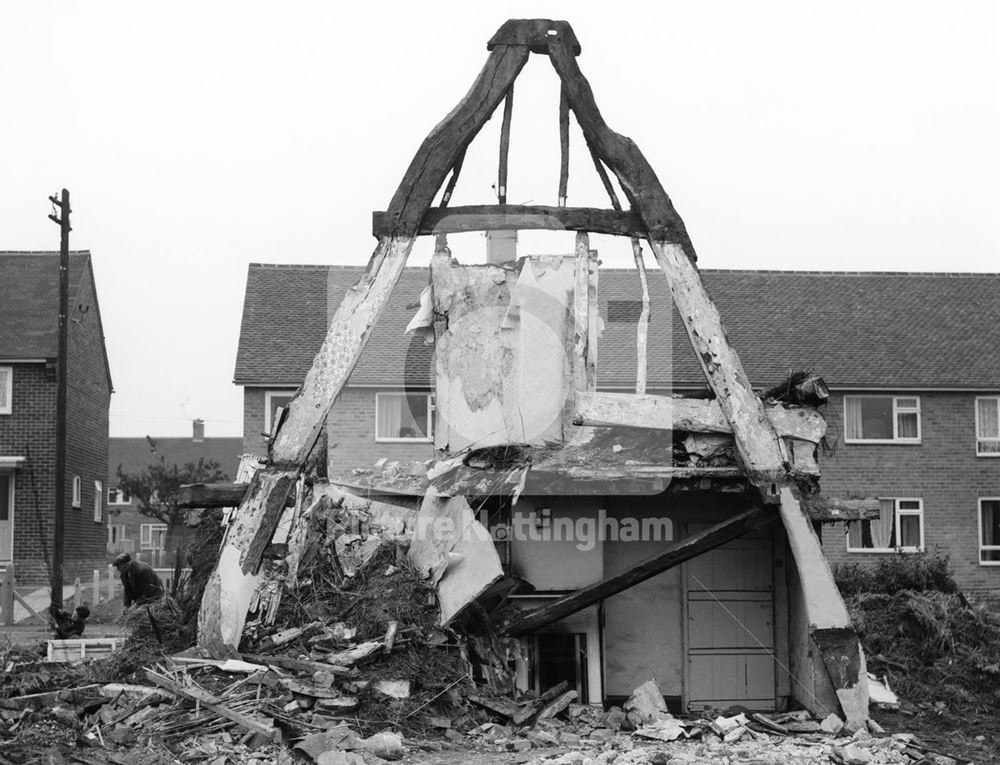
[833,548,957,597]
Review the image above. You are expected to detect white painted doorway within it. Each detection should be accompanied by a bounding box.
[0,472,13,561]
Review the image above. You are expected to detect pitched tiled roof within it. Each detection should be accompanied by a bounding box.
[108,436,245,485]
[0,251,92,359]
[234,263,1000,390]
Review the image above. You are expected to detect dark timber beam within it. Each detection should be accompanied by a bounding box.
[372,205,647,238]
[801,495,880,523]
[500,506,776,636]
[178,482,249,508]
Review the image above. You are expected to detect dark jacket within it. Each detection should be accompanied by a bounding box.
[49,605,86,639]
[120,559,164,607]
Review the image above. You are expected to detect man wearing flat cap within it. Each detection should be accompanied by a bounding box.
[112,553,164,611]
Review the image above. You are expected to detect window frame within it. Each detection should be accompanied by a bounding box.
[846,497,925,553]
[978,497,1000,566]
[71,475,82,508]
[374,391,434,443]
[264,389,297,435]
[107,487,131,505]
[93,480,103,522]
[843,395,922,444]
[139,522,168,551]
[0,366,11,415]
[975,396,1000,457]
[107,524,126,546]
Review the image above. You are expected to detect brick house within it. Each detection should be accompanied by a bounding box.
[0,251,113,585]
[107,420,242,569]
[235,262,1000,600]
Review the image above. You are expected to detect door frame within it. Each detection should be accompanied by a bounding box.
[0,470,15,563]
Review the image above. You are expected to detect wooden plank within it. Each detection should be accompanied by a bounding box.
[558,84,570,206]
[240,653,352,676]
[144,669,280,742]
[497,89,514,204]
[501,506,776,636]
[574,391,826,443]
[801,496,881,522]
[372,205,646,238]
[178,482,249,508]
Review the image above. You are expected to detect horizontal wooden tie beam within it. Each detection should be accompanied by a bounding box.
[372,205,648,238]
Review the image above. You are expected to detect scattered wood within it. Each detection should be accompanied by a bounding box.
[144,669,281,743]
[325,641,382,667]
[383,621,399,655]
[536,690,578,721]
[0,684,102,711]
[240,653,353,676]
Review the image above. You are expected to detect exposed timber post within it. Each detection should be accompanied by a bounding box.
[198,41,531,653]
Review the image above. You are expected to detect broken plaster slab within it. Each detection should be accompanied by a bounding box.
[432,253,583,452]
[408,488,503,625]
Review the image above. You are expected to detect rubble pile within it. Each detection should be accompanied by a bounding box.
[848,589,1000,715]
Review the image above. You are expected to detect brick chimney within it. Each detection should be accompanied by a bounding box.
[192,418,205,443]
[486,229,517,264]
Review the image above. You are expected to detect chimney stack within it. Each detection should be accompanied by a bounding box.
[192,418,205,443]
[486,229,517,264]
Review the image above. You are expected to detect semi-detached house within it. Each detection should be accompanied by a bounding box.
[0,251,112,585]
[235,263,1000,602]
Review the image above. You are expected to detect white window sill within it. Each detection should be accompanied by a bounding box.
[979,560,1000,567]
[846,547,924,554]
[374,437,434,444]
[975,452,1000,458]
[845,439,922,446]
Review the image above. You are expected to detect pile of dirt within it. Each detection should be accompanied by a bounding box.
[848,589,1000,714]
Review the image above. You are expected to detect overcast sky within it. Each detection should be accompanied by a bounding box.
[2,1,997,438]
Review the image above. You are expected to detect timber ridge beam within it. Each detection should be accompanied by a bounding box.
[500,506,777,636]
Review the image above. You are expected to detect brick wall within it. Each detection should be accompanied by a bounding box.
[243,387,435,476]
[0,363,56,583]
[325,388,435,475]
[62,267,112,584]
[819,391,1000,599]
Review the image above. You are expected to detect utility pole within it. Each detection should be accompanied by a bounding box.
[48,189,70,607]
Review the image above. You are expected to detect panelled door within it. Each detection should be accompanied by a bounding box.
[685,527,776,710]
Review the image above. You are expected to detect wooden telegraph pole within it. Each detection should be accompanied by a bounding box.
[48,189,70,606]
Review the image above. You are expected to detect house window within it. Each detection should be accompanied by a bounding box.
[108,487,131,505]
[979,499,1000,565]
[72,475,82,508]
[847,498,924,552]
[0,367,11,415]
[264,390,296,435]
[975,397,1000,456]
[140,523,168,551]
[108,524,126,546]
[375,392,433,442]
[844,396,920,443]
[93,480,103,522]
